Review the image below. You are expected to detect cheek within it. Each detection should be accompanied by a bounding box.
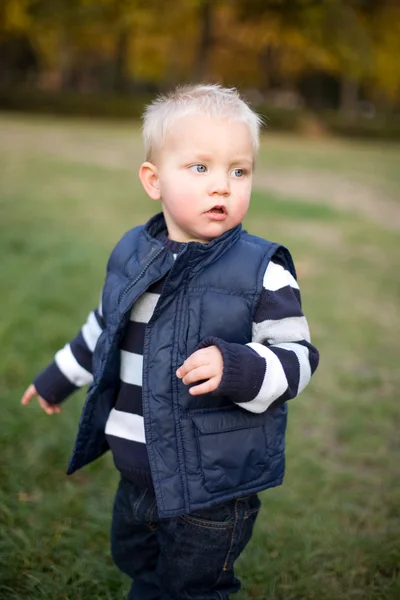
[236,202,250,221]
[236,184,252,211]
[163,189,196,223]
[161,171,192,200]
[162,174,199,215]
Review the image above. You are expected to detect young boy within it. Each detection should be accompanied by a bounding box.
[21,84,319,599]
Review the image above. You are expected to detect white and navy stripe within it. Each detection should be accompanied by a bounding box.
[242,257,316,411]
[201,256,319,413]
[105,279,165,485]
[34,308,104,403]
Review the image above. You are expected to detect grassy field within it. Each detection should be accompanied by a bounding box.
[1,114,399,600]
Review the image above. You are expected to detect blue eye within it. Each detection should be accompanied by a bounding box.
[189,164,207,173]
[231,168,245,178]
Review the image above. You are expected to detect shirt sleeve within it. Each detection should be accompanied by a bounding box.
[197,256,319,413]
[34,302,105,405]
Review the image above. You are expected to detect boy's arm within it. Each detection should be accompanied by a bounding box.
[178,256,319,412]
[23,304,105,408]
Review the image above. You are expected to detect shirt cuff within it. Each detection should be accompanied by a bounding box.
[34,361,78,404]
[196,337,266,403]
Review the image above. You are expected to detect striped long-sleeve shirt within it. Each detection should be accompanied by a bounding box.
[34,240,319,486]
[200,256,319,412]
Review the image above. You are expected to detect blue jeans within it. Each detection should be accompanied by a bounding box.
[111,477,261,600]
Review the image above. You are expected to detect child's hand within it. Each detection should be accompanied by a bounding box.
[21,384,61,415]
[176,346,223,395]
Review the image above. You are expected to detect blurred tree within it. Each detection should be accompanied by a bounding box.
[0,0,165,92]
[88,0,163,93]
[0,0,399,114]
[232,0,369,112]
[231,0,400,112]
[309,1,371,116]
[0,1,41,85]
[0,33,39,85]
[366,2,400,111]
[193,0,213,82]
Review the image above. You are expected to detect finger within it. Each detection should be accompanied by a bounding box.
[181,365,214,385]
[176,349,209,378]
[38,397,59,415]
[38,397,54,415]
[46,403,61,415]
[189,377,220,396]
[177,357,200,378]
[21,384,36,405]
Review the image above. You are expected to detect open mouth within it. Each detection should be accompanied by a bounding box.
[206,205,226,214]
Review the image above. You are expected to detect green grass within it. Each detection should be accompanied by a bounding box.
[1,115,400,599]
[258,134,400,201]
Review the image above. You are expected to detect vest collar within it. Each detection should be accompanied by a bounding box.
[143,212,242,265]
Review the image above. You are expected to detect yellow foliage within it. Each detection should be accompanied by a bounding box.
[1,0,399,104]
[1,0,32,33]
[370,7,400,101]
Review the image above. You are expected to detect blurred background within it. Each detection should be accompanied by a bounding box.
[0,0,400,137]
[1,1,399,599]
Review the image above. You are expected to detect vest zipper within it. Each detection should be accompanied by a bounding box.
[119,247,165,306]
[91,247,166,386]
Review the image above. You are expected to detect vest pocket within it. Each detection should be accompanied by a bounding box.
[191,409,268,494]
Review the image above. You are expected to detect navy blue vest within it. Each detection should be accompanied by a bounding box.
[67,213,296,518]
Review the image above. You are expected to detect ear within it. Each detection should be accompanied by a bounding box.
[139,162,161,200]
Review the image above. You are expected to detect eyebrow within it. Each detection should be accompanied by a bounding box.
[190,153,213,162]
[190,153,253,165]
[230,158,254,167]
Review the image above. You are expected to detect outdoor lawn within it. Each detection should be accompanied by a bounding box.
[1,114,399,600]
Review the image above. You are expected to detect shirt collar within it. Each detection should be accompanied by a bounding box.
[144,212,242,258]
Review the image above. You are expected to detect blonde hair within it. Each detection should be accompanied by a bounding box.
[142,83,262,161]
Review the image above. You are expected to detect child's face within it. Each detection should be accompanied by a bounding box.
[153,114,254,243]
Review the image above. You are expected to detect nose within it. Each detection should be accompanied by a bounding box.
[208,172,230,197]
